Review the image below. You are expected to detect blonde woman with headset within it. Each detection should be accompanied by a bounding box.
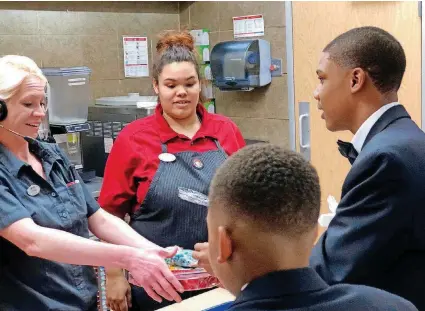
[0,55,183,311]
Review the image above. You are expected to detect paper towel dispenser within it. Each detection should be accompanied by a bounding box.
[210,39,271,91]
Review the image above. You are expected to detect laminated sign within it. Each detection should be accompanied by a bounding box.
[233,14,265,38]
[123,36,149,77]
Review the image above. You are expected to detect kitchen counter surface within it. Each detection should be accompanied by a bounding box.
[157,288,234,311]
[84,176,103,199]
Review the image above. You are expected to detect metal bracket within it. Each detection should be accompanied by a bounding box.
[271,58,283,77]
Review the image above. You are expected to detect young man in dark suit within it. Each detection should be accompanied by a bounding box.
[310,26,425,310]
[206,144,417,311]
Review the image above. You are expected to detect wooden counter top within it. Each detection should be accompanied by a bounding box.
[157,288,235,311]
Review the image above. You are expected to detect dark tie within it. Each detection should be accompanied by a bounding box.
[337,140,358,165]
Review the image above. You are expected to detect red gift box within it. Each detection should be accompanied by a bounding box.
[172,269,220,291]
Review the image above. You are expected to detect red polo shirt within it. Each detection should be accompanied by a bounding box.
[98,104,246,218]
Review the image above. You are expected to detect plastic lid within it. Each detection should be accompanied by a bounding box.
[42,66,92,76]
[137,101,157,109]
[96,95,158,106]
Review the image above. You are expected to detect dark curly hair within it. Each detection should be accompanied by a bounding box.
[209,144,321,235]
[153,30,201,83]
[324,26,406,94]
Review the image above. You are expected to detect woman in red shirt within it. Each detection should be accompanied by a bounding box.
[98,31,245,311]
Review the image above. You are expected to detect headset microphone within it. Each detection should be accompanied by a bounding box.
[0,124,36,144]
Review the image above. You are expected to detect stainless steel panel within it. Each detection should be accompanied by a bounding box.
[81,105,154,177]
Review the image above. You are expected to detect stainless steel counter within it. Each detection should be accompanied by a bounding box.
[84,176,103,199]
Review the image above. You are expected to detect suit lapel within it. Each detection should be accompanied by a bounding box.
[363,105,411,149]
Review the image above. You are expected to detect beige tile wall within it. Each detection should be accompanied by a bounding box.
[0,1,289,145]
[179,1,289,146]
[0,2,179,105]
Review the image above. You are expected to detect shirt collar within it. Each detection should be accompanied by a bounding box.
[155,103,219,143]
[233,268,328,306]
[0,139,62,177]
[351,102,400,153]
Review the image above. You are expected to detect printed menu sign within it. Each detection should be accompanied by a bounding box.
[123,36,149,77]
[233,14,265,38]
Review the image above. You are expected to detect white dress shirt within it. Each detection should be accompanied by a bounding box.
[351,102,400,153]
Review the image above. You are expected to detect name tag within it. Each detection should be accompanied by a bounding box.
[27,185,41,196]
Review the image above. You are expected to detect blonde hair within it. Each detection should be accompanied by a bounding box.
[0,55,47,100]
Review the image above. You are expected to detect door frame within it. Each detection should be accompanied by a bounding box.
[285,1,296,151]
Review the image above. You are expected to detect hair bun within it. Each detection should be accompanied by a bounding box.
[156,30,195,54]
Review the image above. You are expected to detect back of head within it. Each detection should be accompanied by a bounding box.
[324,26,406,94]
[209,144,321,236]
[153,30,201,83]
[0,55,47,100]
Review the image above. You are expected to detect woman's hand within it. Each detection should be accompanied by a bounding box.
[193,242,214,275]
[126,246,184,303]
[106,269,132,311]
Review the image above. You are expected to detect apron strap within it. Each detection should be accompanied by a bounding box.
[161,143,167,153]
[214,139,225,152]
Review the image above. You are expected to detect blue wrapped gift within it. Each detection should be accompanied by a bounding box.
[165,248,198,268]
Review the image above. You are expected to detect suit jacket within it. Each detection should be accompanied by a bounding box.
[227,268,417,311]
[310,105,425,310]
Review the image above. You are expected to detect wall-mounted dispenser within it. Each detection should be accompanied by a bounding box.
[210,39,272,91]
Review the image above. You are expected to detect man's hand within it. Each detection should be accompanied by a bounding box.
[126,246,184,303]
[193,242,214,275]
[106,270,132,311]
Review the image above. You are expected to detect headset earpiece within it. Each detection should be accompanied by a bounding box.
[0,100,7,122]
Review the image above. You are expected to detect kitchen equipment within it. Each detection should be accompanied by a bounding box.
[81,104,156,177]
[42,66,91,125]
[41,66,94,181]
[95,93,157,107]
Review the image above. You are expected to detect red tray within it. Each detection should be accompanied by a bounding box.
[172,269,220,291]
[128,267,220,291]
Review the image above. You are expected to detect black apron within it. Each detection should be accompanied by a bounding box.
[129,138,227,310]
